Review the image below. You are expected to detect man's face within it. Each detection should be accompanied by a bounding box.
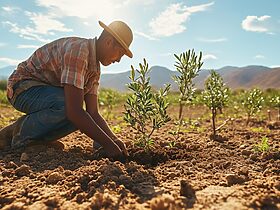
[101,38,126,66]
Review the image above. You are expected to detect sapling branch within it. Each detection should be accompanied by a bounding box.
[202,70,229,137]
[124,58,171,150]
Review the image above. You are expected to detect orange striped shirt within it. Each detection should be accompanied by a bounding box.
[7,37,100,100]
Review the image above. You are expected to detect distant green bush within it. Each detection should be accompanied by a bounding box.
[0,90,9,105]
[0,80,7,91]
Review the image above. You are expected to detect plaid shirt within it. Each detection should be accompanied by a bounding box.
[7,37,100,100]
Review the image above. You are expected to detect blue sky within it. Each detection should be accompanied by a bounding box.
[0,0,279,73]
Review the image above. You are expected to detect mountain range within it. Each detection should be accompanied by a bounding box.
[0,65,279,90]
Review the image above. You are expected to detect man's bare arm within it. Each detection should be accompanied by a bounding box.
[64,84,122,156]
[85,93,128,156]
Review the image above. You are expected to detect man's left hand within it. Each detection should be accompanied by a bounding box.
[114,138,129,157]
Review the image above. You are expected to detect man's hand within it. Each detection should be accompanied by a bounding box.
[105,142,124,157]
[114,138,129,157]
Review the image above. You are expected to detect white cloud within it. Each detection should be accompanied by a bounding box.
[25,11,72,34]
[203,54,217,61]
[3,12,72,43]
[254,54,265,59]
[2,6,19,13]
[3,21,52,43]
[0,57,22,65]
[198,37,228,43]
[135,31,158,41]
[17,44,40,49]
[242,15,271,33]
[149,2,214,37]
[2,6,13,12]
[116,0,155,8]
[270,65,280,68]
[36,0,154,20]
[36,0,123,21]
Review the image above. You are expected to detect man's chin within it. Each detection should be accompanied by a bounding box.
[101,60,112,66]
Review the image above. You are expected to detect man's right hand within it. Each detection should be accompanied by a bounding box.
[105,143,123,157]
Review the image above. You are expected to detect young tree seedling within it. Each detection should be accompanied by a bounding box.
[124,59,171,150]
[254,136,269,152]
[202,70,229,136]
[270,96,280,121]
[173,49,203,121]
[242,88,264,125]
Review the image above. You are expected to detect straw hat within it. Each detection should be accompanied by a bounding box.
[99,20,133,58]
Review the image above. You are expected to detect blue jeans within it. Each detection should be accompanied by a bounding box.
[9,84,77,148]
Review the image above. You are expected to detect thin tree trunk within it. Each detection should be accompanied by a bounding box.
[212,108,216,136]
[246,114,250,126]
[179,101,183,121]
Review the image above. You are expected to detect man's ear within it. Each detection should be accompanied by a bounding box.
[105,36,114,48]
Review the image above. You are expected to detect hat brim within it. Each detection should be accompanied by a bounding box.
[99,21,133,58]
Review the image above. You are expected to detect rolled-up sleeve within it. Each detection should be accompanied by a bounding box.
[86,71,100,95]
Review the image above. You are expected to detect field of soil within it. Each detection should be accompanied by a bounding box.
[0,104,279,210]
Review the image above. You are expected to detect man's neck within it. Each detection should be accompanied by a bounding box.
[96,37,101,63]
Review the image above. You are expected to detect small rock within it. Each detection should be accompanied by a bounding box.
[46,172,64,184]
[239,144,246,149]
[76,193,86,204]
[274,181,280,191]
[20,152,29,162]
[45,197,59,207]
[15,164,31,177]
[180,180,196,198]
[241,149,253,156]
[239,167,249,176]
[226,174,246,186]
[168,172,177,179]
[249,153,258,161]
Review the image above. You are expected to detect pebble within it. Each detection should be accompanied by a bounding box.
[249,154,258,161]
[180,180,195,198]
[46,172,64,184]
[242,149,253,156]
[274,181,280,191]
[239,167,249,176]
[239,144,246,149]
[20,153,29,162]
[15,164,31,177]
[226,174,246,186]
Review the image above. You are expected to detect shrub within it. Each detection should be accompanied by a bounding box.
[202,70,229,136]
[173,49,203,121]
[0,80,7,91]
[124,59,171,150]
[242,88,264,125]
[0,90,9,105]
[270,95,280,121]
[99,88,122,120]
[254,136,269,152]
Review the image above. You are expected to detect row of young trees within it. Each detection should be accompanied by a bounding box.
[122,50,280,149]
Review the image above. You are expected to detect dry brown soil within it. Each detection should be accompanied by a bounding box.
[0,104,279,210]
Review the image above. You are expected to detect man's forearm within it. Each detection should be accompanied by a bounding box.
[91,112,118,141]
[68,109,117,149]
